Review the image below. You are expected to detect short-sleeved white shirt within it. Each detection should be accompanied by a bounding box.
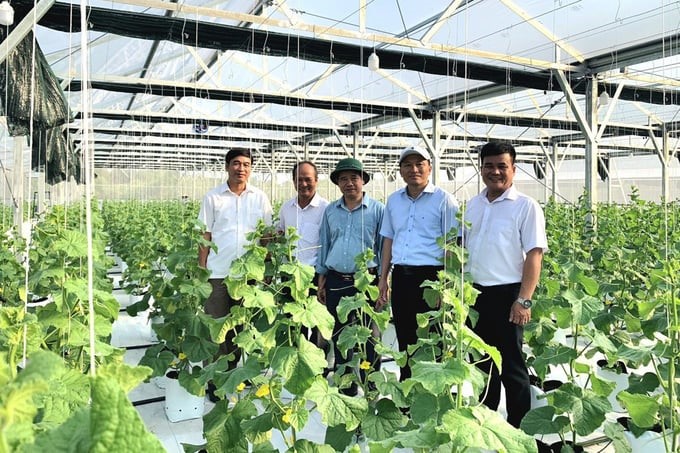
[278,193,329,266]
[463,185,547,286]
[198,182,273,279]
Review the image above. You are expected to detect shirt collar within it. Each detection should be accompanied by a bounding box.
[295,192,321,208]
[336,193,369,210]
[481,185,518,202]
[398,182,435,199]
[219,182,254,195]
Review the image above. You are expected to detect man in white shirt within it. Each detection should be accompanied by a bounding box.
[198,148,273,371]
[278,161,329,348]
[462,141,548,428]
[278,161,329,268]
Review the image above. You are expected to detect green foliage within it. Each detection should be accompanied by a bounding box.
[524,195,680,451]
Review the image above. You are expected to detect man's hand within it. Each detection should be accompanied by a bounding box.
[376,278,390,310]
[509,302,531,326]
[317,287,326,305]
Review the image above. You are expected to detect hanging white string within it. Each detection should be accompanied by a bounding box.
[79,0,97,377]
[21,0,41,369]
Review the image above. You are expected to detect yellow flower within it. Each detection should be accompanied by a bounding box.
[255,383,270,398]
[236,382,246,392]
[178,352,187,361]
[282,408,292,424]
[445,351,453,359]
[359,360,371,370]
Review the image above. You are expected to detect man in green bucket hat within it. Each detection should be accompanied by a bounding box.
[316,157,384,396]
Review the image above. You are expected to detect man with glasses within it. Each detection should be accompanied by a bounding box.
[198,148,273,375]
[317,158,384,396]
[462,141,547,428]
[378,146,459,381]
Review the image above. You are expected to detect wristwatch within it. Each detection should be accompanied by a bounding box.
[515,297,532,309]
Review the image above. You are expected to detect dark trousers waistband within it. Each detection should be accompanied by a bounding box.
[393,264,443,276]
[473,282,521,291]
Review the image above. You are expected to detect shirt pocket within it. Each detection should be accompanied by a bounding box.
[299,221,321,244]
[489,218,515,241]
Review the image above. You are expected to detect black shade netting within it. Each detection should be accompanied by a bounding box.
[0,28,82,184]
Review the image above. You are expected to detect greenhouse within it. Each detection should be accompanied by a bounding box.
[1,1,680,452]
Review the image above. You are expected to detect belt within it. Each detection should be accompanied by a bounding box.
[328,267,377,281]
[393,264,443,276]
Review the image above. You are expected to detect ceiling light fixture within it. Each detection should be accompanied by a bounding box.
[0,1,13,26]
[368,51,380,71]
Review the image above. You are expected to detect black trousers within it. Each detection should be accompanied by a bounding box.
[391,264,443,381]
[324,271,381,383]
[205,279,242,370]
[471,282,530,428]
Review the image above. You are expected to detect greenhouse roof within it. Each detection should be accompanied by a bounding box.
[2,0,680,178]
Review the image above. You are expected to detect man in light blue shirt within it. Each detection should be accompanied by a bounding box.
[316,158,384,396]
[379,146,459,381]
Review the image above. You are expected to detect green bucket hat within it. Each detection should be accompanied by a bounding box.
[330,158,371,185]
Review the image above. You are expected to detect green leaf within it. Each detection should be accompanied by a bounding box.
[520,406,570,435]
[229,247,267,281]
[287,439,335,453]
[625,372,660,394]
[53,230,89,258]
[406,360,468,395]
[531,344,577,376]
[337,294,366,324]
[563,289,603,326]
[603,421,632,453]
[336,324,372,359]
[182,334,219,363]
[203,400,249,452]
[410,392,439,424]
[283,297,335,340]
[304,377,368,430]
[96,362,152,393]
[576,273,599,296]
[279,262,315,298]
[390,421,450,449]
[615,343,652,366]
[617,392,660,428]
[590,373,617,398]
[550,385,610,436]
[29,408,92,452]
[270,336,327,395]
[89,375,166,452]
[221,357,263,394]
[240,412,274,439]
[240,286,276,310]
[439,406,537,452]
[323,424,355,452]
[361,398,408,441]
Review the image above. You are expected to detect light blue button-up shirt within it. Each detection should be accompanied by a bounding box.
[380,183,459,266]
[316,194,384,275]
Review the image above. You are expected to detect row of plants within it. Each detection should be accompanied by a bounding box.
[102,201,537,452]
[100,193,680,452]
[0,202,164,452]
[523,191,680,452]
